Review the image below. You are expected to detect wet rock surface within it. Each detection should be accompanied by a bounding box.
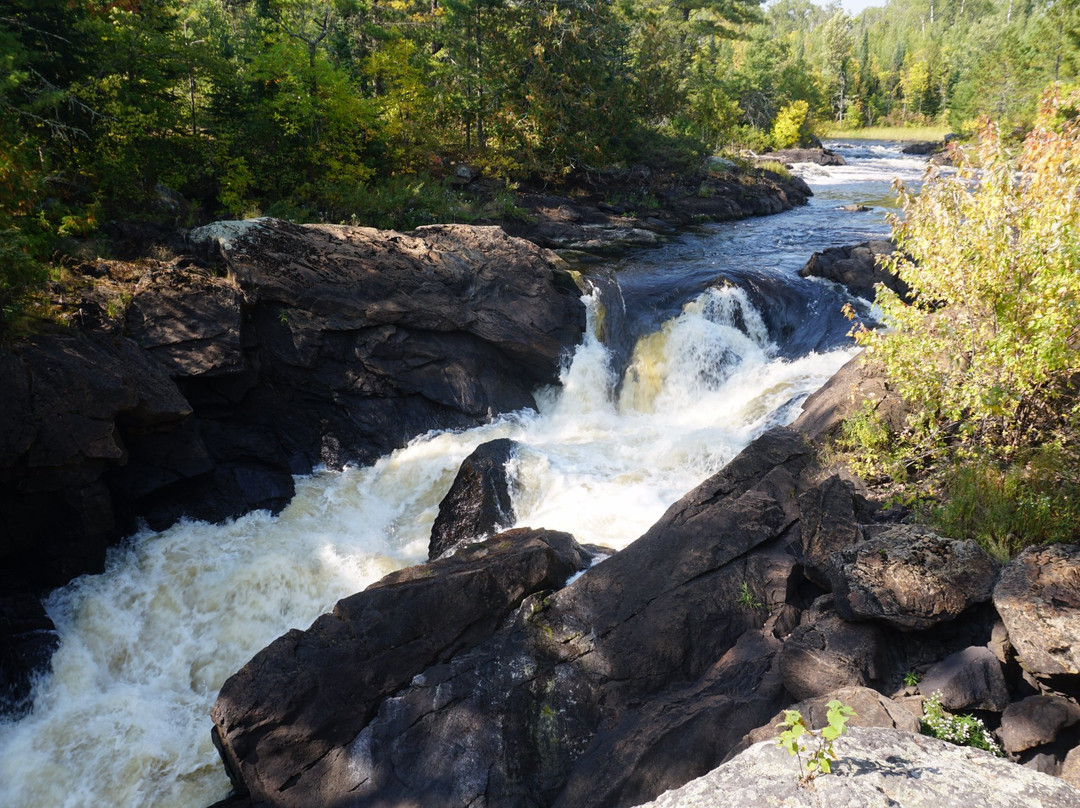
[429,438,519,560]
[759,147,847,166]
[0,221,587,712]
[207,393,1080,806]
[799,239,908,301]
[0,221,585,594]
[211,527,591,804]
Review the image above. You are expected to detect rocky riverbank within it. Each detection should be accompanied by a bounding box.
[0,220,587,712]
[208,353,1080,807]
[1,161,816,714]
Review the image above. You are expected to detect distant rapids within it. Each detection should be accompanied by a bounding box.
[0,141,929,808]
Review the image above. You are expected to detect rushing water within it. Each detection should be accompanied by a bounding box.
[0,141,928,808]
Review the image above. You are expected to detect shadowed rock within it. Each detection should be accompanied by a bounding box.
[209,427,817,807]
[1001,696,1080,755]
[429,438,519,560]
[779,596,887,700]
[799,240,908,302]
[919,645,1010,712]
[211,527,591,804]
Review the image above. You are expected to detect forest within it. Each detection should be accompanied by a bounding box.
[1,0,1079,318]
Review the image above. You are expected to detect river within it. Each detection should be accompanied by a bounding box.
[0,141,927,807]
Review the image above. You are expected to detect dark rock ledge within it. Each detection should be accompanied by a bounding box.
[209,353,1080,807]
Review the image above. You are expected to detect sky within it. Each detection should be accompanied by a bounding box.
[837,0,888,12]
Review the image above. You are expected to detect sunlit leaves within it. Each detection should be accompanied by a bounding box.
[864,84,1080,459]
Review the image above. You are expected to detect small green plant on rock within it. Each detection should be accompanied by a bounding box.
[778,700,857,781]
[921,691,1003,756]
[737,581,764,610]
[903,670,920,688]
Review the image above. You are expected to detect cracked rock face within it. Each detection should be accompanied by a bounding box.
[826,526,1000,631]
[993,544,1080,679]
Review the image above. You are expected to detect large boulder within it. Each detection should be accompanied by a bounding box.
[1000,696,1080,756]
[799,240,908,302]
[1,220,586,594]
[993,544,1080,679]
[429,438,519,559]
[211,527,591,804]
[790,352,907,445]
[919,645,1010,713]
[778,598,888,700]
[826,525,1000,631]
[188,219,586,470]
[633,728,1080,808]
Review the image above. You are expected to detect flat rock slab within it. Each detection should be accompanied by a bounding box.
[994,544,1080,679]
[634,728,1080,808]
[827,526,1000,631]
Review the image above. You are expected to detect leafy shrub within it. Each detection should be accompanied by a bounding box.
[847,85,1080,557]
[771,100,811,150]
[777,700,857,780]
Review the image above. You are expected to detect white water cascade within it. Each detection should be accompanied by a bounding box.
[0,143,928,808]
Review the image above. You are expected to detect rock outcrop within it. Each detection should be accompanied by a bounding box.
[799,240,908,302]
[634,728,1080,808]
[211,527,591,804]
[0,221,588,712]
[0,221,585,596]
[429,438,519,559]
[759,148,847,166]
[207,352,1080,807]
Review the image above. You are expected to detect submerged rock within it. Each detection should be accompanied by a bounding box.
[429,438,519,560]
[633,728,1080,808]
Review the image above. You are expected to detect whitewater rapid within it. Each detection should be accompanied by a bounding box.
[0,142,928,808]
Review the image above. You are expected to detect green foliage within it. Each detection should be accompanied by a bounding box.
[770,100,810,149]
[777,700,857,780]
[737,581,764,610]
[844,86,1080,558]
[903,670,920,688]
[921,692,1003,756]
[757,161,793,181]
[928,450,1080,561]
